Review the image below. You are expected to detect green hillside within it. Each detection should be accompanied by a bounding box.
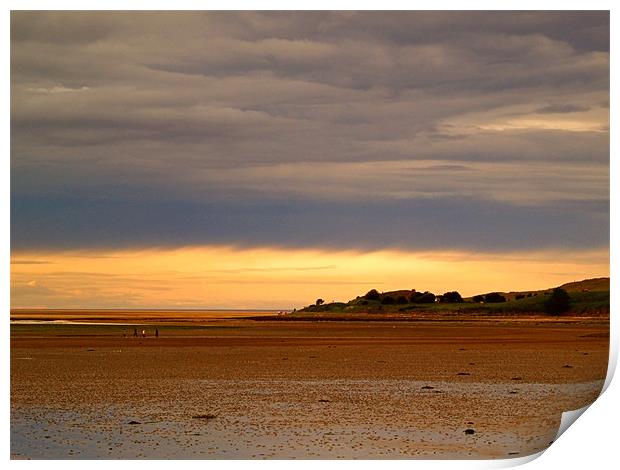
[298,277,609,316]
[559,277,609,292]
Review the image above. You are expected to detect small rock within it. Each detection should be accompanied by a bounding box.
[192,414,217,420]
[318,399,330,403]
[128,420,141,425]
[421,385,434,390]
[464,428,475,435]
[456,372,470,376]
[563,364,573,368]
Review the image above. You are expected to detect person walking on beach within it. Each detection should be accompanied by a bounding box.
[133,328,138,338]
[155,328,159,338]
[142,329,146,338]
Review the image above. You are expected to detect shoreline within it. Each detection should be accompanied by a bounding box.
[10,313,610,326]
[11,316,609,458]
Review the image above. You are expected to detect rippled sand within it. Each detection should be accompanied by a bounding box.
[11,318,609,459]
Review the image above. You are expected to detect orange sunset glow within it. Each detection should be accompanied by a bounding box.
[11,246,609,309]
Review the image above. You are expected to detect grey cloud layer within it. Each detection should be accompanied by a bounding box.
[11,11,609,251]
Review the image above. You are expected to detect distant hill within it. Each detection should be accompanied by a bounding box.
[559,277,609,292]
[463,277,610,302]
[298,277,609,317]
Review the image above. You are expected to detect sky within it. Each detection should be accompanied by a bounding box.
[10,11,609,309]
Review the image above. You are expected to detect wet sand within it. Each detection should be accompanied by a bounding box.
[11,317,609,459]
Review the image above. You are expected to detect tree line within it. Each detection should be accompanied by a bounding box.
[362,288,500,304]
[360,287,571,314]
[314,287,572,315]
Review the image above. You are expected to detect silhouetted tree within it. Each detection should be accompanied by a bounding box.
[409,291,423,302]
[381,295,396,305]
[315,298,324,306]
[441,291,463,303]
[544,288,571,315]
[472,295,484,303]
[417,292,436,303]
[484,292,506,303]
[396,295,409,304]
[365,289,381,301]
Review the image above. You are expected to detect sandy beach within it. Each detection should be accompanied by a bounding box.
[10,315,609,459]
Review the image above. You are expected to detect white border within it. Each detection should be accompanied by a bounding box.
[2,2,616,469]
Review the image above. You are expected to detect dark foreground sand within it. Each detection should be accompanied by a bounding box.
[11,317,609,459]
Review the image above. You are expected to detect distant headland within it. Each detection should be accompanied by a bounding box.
[295,277,610,318]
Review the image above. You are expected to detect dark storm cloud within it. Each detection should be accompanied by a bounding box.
[10,11,609,251]
[11,193,609,252]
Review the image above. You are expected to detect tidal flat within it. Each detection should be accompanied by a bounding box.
[10,316,609,459]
